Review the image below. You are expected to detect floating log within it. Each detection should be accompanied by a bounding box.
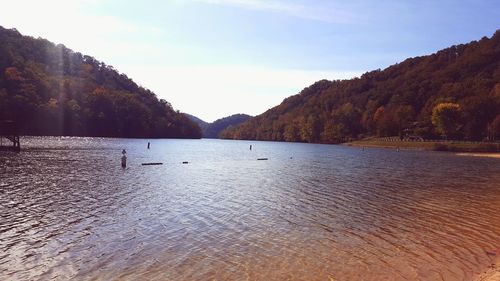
[257,158,268,161]
[141,163,163,166]
[182,161,189,164]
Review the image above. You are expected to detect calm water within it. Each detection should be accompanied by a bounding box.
[1,137,499,280]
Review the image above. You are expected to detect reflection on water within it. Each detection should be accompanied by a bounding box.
[1,137,499,280]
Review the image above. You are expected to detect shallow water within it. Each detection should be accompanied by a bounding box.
[1,137,499,280]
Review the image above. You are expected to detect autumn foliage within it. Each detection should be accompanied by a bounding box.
[0,26,201,138]
[221,30,500,142]
[431,103,463,139]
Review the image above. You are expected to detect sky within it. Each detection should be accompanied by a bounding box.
[0,0,498,122]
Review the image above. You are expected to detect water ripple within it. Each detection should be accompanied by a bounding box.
[0,137,499,280]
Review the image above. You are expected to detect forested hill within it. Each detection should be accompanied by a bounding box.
[185,113,252,138]
[185,114,209,134]
[204,114,252,138]
[221,31,500,143]
[0,26,201,138]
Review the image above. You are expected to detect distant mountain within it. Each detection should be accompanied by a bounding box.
[0,26,201,138]
[205,114,252,138]
[185,113,209,132]
[185,113,252,138]
[221,30,500,142]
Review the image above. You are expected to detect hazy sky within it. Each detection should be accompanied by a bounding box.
[1,0,498,122]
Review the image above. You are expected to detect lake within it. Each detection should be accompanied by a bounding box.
[1,137,499,280]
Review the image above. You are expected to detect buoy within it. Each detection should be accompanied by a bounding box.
[121,149,127,168]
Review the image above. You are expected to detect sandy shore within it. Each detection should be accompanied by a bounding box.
[456,153,500,159]
[475,255,500,281]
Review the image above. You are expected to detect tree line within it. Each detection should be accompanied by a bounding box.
[186,113,252,138]
[221,30,500,143]
[0,26,201,138]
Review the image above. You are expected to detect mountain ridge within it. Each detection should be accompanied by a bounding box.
[221,30,500,143]
[0,26,201,138]
[185,113,252,138]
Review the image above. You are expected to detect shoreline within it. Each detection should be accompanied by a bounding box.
[344,139,500,155]
[475,254,500,281]
[456,153,500,159]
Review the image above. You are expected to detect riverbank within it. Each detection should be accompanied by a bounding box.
[344,138,500,154]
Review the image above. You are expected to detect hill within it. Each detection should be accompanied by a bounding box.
[185,113,252,138]
[0,26,201,138]
[204,114,252,138]
[185,113,209,133]
[221,31,500,143]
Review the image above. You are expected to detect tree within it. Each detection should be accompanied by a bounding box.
[320,120,337,143]
[488,115,500,141]
[330,102,361,139]
[373,106,398,136]
[461,96,500,140]
[283,123,300,142]
[394,105,414,136]
[431,103,463,139]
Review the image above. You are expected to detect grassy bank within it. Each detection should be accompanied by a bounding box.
[345,138,500,153]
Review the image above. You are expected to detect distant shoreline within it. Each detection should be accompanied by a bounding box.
[456,153,500,159]
[344,138,500,155]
